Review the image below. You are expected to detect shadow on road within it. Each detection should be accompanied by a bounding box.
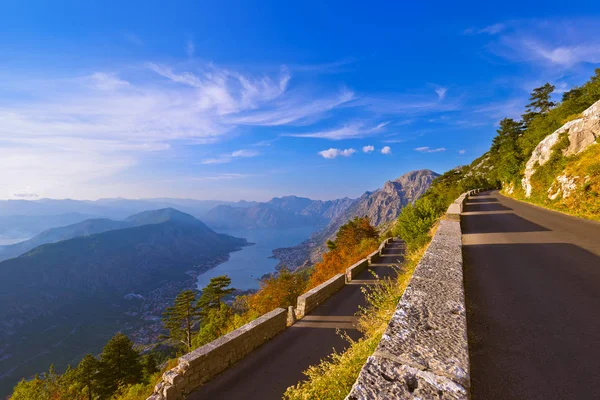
[463,202,513,212]
[461,213,550,234]
[467,197,499,203]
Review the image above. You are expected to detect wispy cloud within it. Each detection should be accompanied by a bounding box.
[463,23,506,36]
[286,121,388,140]
[478,18,600,69]
[123,32,143,46]
[435,87,447,100]
[381,146,392,155]
[415,146,446,153]
[186,40,195,57]
[362,145,374,153]
[0,61,356,197]
[191,173,251,181]
[458,149,466,155]
[318,148,356,159]
[11,191,39,199]
[201,149,260,164]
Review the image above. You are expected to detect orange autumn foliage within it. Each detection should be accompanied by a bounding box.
[247,267,309,315]
[308,217,379,288]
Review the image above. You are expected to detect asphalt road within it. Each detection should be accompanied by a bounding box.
[188,240,405,400]
[462,191,600,399]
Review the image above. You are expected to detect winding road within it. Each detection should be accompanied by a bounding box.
[463,191,600,399]
[187,240,405,400]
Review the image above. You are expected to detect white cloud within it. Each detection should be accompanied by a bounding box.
[464,23,506,36]
[458,149,466,155]
[186,40,195,57]
[318,148,356,159]
[381,146,392,155]
[287,121,388,140]
[201,149,260,164]
[435,87,447,100]
[362,145,375,153]
[415,146,446,153]
[523,41,600,67]
[480,18,600,69]
[0,62,353,198]
[231,149,259,158]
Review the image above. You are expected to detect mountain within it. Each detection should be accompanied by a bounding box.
[0,218,132,262]
[0,208,247,395]
[0,198,237,242]
[0,213,96,243]
[273,170,439,268]
[203,196,355,229]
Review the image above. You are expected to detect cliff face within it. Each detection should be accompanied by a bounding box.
[274,170,439,269]
[522,99,600,197]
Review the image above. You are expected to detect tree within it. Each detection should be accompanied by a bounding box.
[162,289,201,352]
[193,303,233,348]
[489,118,524,183]
[75,354,100,400]
[248,267,309,315]
[197,275,235,315]
[98,333,142,397]
[309,217,379,287]
[140,352,160,379]
[523,83,556,126]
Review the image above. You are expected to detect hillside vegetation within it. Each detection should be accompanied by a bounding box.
[0,209,247,398]
[471,69,600,218]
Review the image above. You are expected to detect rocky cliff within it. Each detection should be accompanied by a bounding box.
[522,99,600,197]
[274,170,439,269]
[203,196,355,229]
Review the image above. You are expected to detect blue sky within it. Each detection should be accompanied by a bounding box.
[1,1,599,201]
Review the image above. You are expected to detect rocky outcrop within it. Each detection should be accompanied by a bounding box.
[522,100,600,197]
[275,170,439,269]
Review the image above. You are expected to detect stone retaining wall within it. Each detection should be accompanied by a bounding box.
[148,308,287,400]
[295,273,346,319]
[346,191,478,400]
[346,258,369,281]
[148,237,400,400]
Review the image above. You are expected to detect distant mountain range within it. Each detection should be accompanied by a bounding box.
[202,196,355,229]
[273,169,439,269]
[0,198,240,240]
[0,208,247,395]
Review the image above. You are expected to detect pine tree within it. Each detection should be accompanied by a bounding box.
[141,352,160,378]
[75,354,100,400]
[97,332,142,397]
[162,289,201,352]
[523,83,556,126]
[197,275,235,315]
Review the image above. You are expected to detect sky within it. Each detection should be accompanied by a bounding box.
[0,1,599,201]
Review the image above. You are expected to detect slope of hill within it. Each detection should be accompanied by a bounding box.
[0,213,96,243]
[0,208,247,396]
[203,196,355,229]
[459,70,600,220]
[0,198,236,241]
[273,169,439,268]
[0,218,131,262]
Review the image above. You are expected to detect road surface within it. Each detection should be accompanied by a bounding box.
[188,239,405,400]
[462,191,600,399]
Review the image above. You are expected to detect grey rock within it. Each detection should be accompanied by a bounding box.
[522,99,600,197]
